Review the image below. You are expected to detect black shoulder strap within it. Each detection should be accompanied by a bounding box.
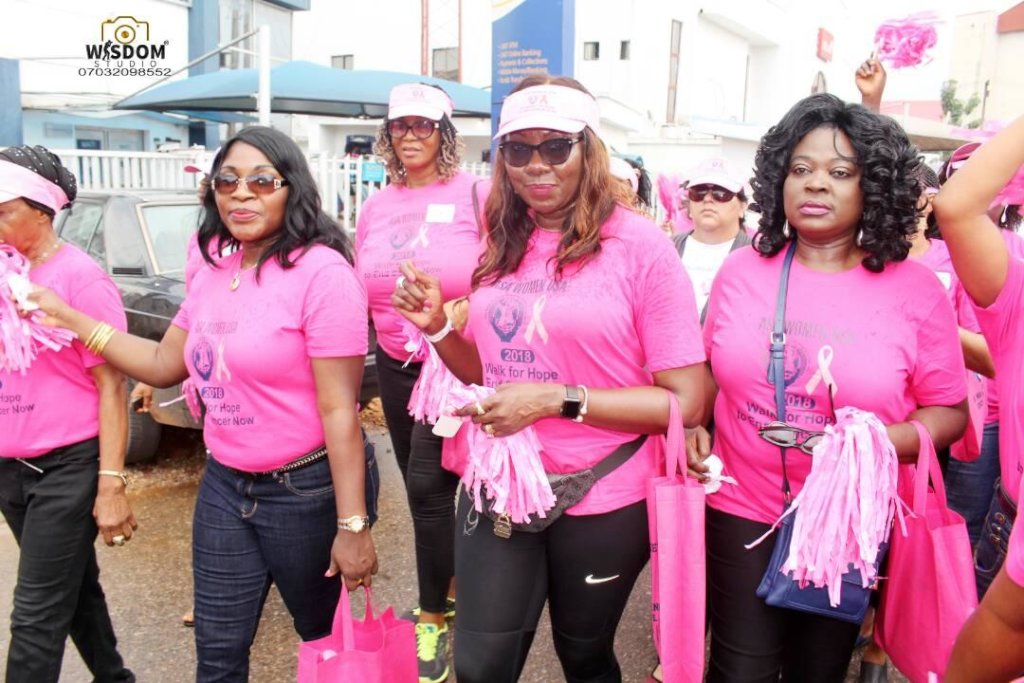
[768,241,798,501]
[471,180,484,239]
[591,434,648,479]
[731,230,753,250]
[672,232,688,258]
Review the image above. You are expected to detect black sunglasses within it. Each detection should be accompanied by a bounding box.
[211,174,289,195]
[757,422,825,455]
[687,184,737,203]
[757,386,837,456]
[499,135,583,168]
[387,119,439,140]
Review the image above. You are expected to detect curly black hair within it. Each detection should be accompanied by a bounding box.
[197,126,353,278]
[751,93,923,273]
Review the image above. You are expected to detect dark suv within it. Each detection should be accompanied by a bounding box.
[55,190,377,463]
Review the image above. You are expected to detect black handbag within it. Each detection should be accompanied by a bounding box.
[482,434,647,538]
[753,241,882,624]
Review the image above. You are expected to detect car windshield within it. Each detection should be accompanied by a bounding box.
[140,204,202,274]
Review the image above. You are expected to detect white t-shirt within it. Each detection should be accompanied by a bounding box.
[681,237,734,315]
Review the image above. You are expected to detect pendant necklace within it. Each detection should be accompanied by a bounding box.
[29,239,64,268]
[230,259,258,291]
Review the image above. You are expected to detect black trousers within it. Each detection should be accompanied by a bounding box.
[453,493,650,683]
[375,347,458,614]
[706,506,859,683]
[0,439,134,683]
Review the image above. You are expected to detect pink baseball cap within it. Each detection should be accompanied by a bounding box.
[946,142,981,176]
[388,83,454,121]
[494,84,601,140]
[183,148,219,176]
[686,157,745,193]
[0,160,71,214]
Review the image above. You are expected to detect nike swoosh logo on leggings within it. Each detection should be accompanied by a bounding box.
[585,574,621,585]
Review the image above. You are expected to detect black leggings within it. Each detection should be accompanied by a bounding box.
[706,506,859,683]
[453,491,650,683]
[375,347,458,614]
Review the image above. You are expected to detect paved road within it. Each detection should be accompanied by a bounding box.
[0,425,896,682]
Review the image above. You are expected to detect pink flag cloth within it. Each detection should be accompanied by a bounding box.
[657,174,680,227]
[874,12,940,69]
[1,245,76,374]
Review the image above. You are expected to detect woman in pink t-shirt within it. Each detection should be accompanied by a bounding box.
[0,146,136,682]
[393,76,706,683]
[934,116,1024,681]
[355,82,483,679]
[29,128,375,682]
[694,94,968,681]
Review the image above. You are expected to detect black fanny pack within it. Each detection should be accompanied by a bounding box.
[482,434,647,538]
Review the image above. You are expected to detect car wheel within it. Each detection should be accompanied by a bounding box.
[126,401,163,464]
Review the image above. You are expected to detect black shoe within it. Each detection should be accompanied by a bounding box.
[859,661,888,683]
[415,622,450,683]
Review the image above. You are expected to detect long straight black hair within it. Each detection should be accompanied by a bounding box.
[197,126,353,275]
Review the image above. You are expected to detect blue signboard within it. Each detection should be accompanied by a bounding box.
[0,59,23,147]
[361,161,385,183]
[491,0,576,138]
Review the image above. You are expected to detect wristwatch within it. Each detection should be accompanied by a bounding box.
[337,515,371,533]
[560,385,582,420]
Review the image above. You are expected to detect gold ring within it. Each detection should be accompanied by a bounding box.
[475,401,486,416]
[112,535,126,546]
[483,424,495,437]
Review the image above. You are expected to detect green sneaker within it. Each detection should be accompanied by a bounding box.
[415,622,450,683]
[400,597,456,622]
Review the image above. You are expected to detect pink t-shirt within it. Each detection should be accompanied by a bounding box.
[356,171,485,359]
[973,255,1024,498]
[704,248,967,524]
[981,232,1024,424]
[467,206,705,515]
[0,245,127,458]
[173,245,368,472]
[1008,479,1024,588]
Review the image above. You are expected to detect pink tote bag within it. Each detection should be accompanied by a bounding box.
[950,370,986,462]
[875,421,978,682]
[647,391,706,683]
[296,586,417,683]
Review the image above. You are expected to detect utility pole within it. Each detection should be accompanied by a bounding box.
[980,79,991,123]
[421,0,429,76]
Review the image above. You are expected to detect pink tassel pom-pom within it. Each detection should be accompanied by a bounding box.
[874,12,940,69]
[0,246,76,375]
[778,408,901,607]
[447,384,556,524]
[400,320,430,365]
[657,174,680,223]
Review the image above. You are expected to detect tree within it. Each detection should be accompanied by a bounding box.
[941,80,981,128]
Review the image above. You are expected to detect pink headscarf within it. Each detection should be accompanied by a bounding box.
[0,160,70,215]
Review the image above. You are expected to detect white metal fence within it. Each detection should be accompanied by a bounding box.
[51,149,491,233]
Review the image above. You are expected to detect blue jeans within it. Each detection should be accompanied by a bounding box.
[0,439,134,683]
[192,441,379,683]
[946,421,1001,546]
[974,479,1016,600]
